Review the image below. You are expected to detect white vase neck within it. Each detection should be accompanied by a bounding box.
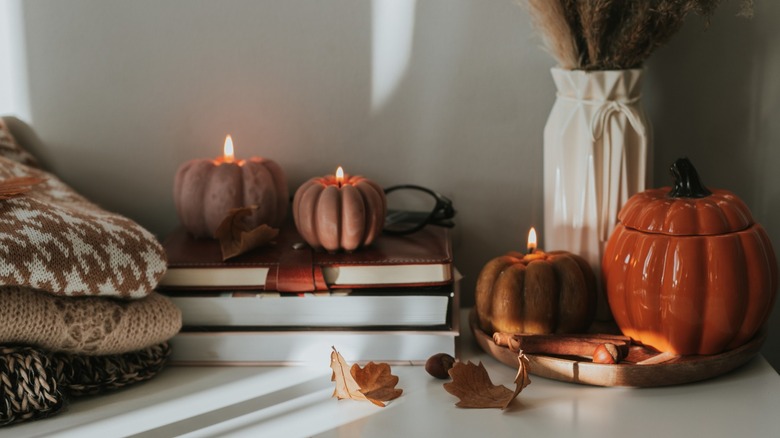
[551,68,643,101]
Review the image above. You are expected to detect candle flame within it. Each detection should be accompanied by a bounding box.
[527,227,537,253]
[223,135,235,163]
[336,166,344,187]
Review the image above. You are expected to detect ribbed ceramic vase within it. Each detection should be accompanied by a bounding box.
[543,68,652,320]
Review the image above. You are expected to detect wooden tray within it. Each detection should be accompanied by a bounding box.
[469,310,765,387]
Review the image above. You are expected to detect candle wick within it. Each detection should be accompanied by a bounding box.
[529,247,535,254]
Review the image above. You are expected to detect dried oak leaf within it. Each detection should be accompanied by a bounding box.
[215,205,279,261]
[330,347,373,405]
[0,176,46,200]
[330,347,402,407]
[444,354,531,410]
[507,352,532,409]
[443,361,512,409]
[352,361,403,404]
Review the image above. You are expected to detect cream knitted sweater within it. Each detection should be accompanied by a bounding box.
[0,286,181,355]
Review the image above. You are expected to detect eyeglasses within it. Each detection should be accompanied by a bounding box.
[383,185,456,235]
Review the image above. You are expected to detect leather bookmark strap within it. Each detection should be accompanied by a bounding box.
[266,245,328,292]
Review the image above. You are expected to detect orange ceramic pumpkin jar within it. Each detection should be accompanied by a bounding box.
[603,158,778,355]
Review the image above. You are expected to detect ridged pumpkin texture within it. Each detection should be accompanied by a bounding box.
[292,175,386,252]
[475,251,597,335]
[173,157,288,238]
[604,221,777,355]
[616,187,753,236]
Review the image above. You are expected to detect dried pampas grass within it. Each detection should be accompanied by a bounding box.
[524,0,753,70]
[526,0,580,69]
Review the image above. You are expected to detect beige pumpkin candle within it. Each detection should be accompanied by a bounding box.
[173,135,289,238]
[293,166,386,252]
[475,228,597,335]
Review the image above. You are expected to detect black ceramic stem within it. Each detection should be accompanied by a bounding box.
[668,157,712,198]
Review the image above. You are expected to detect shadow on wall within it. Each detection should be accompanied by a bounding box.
[645,3,780,371]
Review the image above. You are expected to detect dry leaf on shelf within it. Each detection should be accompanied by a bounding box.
[506,352,532,409]
[443,353,531,410]
[331,347,374,405]
[0,176,46,200]
[214,205,279,261]
[443,361,512,409]
[330,347,402,407]
[352,361,403,403]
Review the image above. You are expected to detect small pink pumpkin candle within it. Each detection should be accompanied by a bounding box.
[174,135,289,238]
[293,166,386,252]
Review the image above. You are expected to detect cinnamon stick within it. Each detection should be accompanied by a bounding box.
[493,332,630,361]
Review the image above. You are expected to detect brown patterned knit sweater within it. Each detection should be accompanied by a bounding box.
[0,121,167,298]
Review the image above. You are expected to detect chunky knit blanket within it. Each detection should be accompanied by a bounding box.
[1,342,171,426]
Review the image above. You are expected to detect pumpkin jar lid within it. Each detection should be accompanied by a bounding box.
[617,158,754,236]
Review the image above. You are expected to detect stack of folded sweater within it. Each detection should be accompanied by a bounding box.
[0,119,182,426]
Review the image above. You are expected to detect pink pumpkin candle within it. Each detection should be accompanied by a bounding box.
[293,166,386,252]
[173,135,288,238]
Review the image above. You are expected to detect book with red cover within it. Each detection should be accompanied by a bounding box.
[157,224,453,291]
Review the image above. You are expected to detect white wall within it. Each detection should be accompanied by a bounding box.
[8,0,780,369]
[0,0,30,119]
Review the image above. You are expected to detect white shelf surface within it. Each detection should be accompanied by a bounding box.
[10,310,780,438]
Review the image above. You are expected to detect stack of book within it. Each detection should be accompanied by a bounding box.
[157,224,458,365]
